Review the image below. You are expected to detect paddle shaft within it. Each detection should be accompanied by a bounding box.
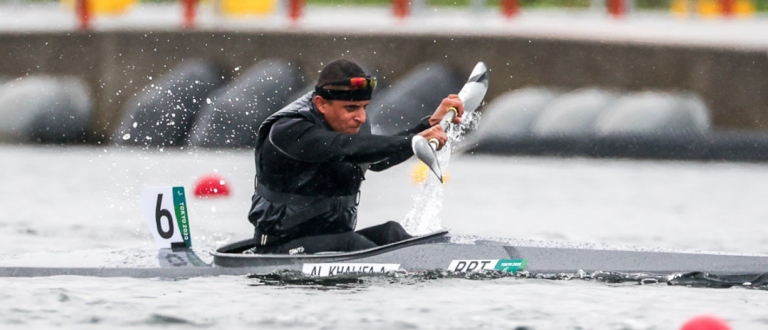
[427,106,458,149]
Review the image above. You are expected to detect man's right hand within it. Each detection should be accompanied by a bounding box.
[428,94,464,127]
[417,125,448,150]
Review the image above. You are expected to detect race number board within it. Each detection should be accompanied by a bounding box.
[140,186,192,249]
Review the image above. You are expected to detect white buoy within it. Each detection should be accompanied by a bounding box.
[467,87,560,143]
[532,88,618,138]
[0,75,91,143]
[115,59,224,147]
[368,62,463,136]
[595,91,710,137]
[188,58,302,148]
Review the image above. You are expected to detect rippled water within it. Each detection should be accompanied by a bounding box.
[2,144,768,329]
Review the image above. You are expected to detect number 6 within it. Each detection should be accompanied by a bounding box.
[155,194,175,239]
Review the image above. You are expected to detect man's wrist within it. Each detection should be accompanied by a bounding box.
[422,115,435,128]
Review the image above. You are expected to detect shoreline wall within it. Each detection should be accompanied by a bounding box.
[1,30,766,141]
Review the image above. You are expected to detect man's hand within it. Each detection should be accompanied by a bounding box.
[428,94,464,127]
[417,125,448,150]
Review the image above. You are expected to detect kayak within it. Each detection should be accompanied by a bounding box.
[3,229,768,281]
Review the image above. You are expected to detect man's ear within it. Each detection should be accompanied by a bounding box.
[313,95,328,115]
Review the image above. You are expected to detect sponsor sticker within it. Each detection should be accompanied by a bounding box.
[302,263,400,277]
[447,259,527,273]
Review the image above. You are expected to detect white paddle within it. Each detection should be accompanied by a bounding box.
[412,62,489,182]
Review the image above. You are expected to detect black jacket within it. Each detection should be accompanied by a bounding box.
[248,92,430,241]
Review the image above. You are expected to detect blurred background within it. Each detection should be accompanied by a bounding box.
[3,7,768,330]
[4,7,768,330]
[1,0,768,160]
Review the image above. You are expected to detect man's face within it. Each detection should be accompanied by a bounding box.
[314,96,369,134]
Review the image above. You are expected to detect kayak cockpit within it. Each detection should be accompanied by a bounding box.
[211,230,451,267]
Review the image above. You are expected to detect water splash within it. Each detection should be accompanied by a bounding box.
[401,111,482,235]
[400,168,444,234]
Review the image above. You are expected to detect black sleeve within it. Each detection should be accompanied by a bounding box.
[368,116,432,172]
[391,116,432,136]
[269,117,415,164]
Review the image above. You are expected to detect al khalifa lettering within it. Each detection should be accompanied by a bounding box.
[304,263,400,277]
[328,265,387,275]
[309,265,388,276]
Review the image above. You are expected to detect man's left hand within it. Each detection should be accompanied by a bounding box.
[429,94,464,127]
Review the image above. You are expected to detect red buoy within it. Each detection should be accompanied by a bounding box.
[182,0,197,29]
[501,0,519,19]
[681,315,731,330]
[392,0,409,19]
[193,174,231,198]
[607,0,626,18]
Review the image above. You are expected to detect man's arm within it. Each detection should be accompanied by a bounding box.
[270,95,462,167]
[368,92,465,171]
[367,116,431,172]
[390,116,431,136]
[269,117,414,164]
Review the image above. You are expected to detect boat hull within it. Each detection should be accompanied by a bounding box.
[2,233,768,278]
[215,242,768,276]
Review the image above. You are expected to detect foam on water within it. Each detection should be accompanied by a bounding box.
[247,268,768,291]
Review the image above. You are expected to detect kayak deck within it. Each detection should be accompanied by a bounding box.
[2,234,768,278]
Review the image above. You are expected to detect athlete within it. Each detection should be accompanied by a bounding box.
[248,59,463,254]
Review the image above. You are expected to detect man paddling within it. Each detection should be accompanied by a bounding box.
[248,59,463,254]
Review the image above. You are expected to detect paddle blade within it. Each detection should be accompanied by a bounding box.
[458,62,489,116]
[412,135,442,183]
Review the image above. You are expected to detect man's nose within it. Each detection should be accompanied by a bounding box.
[355,109,366,123]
